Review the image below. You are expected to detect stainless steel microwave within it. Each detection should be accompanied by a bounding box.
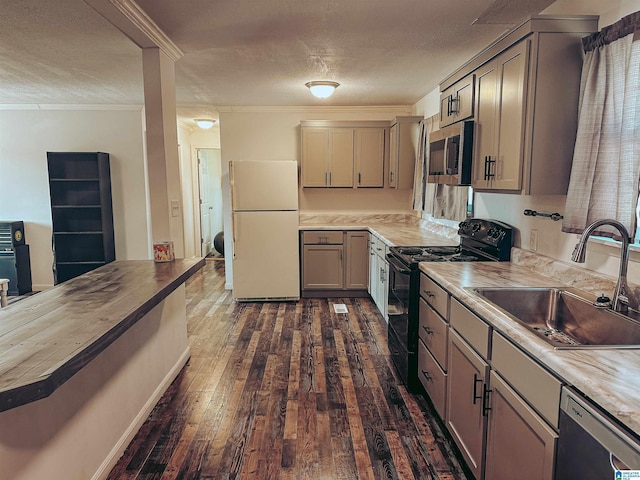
[427,120,474,186]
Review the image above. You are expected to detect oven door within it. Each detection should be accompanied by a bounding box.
[386,254,412,384]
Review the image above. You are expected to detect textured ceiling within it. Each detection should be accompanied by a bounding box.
[0,0,563,122]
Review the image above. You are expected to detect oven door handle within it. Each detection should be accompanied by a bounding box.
[386,254,412,275]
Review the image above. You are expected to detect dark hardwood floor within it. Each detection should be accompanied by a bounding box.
[107,260,468,480]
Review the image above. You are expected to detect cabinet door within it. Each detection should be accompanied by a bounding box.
[328,129,354,187]
[345,231,368,289]
[492,40,528,190]
[377,252,388,320]
[447,330,489,480]
[440,74,475,128]
[354,128,385,187]
[471,60,499,189]
[485,371,557,480]
[301,128,330,187]
[392,120,419,190]
[302,245,344,289]
[388,124,399,188]
[368,235,377,296]
[472,40,529,191]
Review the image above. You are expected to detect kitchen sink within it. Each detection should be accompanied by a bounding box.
[468,287,640,349]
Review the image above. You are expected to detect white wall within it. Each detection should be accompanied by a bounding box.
[0,108,150,290]
[218,106,415,289]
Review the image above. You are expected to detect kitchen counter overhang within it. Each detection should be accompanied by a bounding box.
[0,258,204,411]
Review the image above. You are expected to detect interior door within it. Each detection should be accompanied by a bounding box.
[197,148,223,257]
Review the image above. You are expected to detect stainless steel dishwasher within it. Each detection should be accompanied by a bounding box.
[556,387,640,479]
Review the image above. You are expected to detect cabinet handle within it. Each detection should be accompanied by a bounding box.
[389,171,394,184]
[421,370,432,382]
[422,325,433,335]
[484,156,495,180]
[422,290,434,298]
[358,172,361,185]
[482,384,492,416]
[450,93,460,114]
[472,373,483,404]
[329,171,332,185]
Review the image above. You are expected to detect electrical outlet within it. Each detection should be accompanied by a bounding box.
[530,229,538,252]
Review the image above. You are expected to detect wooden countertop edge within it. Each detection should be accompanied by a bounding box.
[0,257,205,412]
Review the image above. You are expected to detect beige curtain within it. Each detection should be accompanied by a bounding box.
[562,11,640,240]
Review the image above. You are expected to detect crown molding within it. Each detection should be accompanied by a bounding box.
[0,104,143,111]
[84,0,183,61]
[215,105,414,114]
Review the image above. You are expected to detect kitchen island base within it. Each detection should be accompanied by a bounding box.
[0,258,204,480]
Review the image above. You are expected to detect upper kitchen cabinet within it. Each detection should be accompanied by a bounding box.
[301,126,353,187]
[388,116,422,189]
[300,121,388,188]
[354,127,385,187]
[440,15,598,194]
[439,73,474,128]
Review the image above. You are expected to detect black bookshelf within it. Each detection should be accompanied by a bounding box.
[47,152,115,284]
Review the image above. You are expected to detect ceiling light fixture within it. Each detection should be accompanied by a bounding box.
[305,81,340,99]
[195,118,216,129]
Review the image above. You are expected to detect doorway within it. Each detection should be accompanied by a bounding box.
[197,148,223,257]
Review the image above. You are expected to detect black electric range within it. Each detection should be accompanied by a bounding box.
[386,218,514,391]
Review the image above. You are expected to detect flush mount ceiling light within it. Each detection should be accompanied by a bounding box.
[195,118,216,129]
[305,81,340,99]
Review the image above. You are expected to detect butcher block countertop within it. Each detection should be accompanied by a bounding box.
[420,249,640,438]
[0,258,204,412]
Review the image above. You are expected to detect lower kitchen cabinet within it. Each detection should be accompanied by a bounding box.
[301,230,368,297]
[484,371,557,480]
[302,244,343,289]
[418,273,561,480]
[418,337,447,418]
[345,231,369,289]
[447,329,490,480]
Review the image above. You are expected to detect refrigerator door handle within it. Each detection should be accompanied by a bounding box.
[232,213,237,258]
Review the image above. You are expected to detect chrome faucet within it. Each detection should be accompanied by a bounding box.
[571,218,632,313]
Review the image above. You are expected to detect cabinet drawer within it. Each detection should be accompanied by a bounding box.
[302,231,343,245]
[450,298,490,359]
[491,332,562,428]
[418,338,447,420]
[418,297,448,370]
[420,274,449,319]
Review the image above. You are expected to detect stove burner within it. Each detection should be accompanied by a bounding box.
[396,247,426,256]
[412,254,448,262]
[425,245,462,255]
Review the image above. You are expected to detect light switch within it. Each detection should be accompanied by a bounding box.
[171,200,180,217]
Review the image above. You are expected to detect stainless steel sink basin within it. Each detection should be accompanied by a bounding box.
[469,287,640,349]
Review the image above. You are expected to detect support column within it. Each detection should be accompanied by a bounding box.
[83,0,186,258]
[142,47,184,257]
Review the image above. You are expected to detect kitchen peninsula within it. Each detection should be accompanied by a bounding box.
[0,258,204,480]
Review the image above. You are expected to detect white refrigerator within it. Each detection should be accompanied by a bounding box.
[230,160,300,301]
